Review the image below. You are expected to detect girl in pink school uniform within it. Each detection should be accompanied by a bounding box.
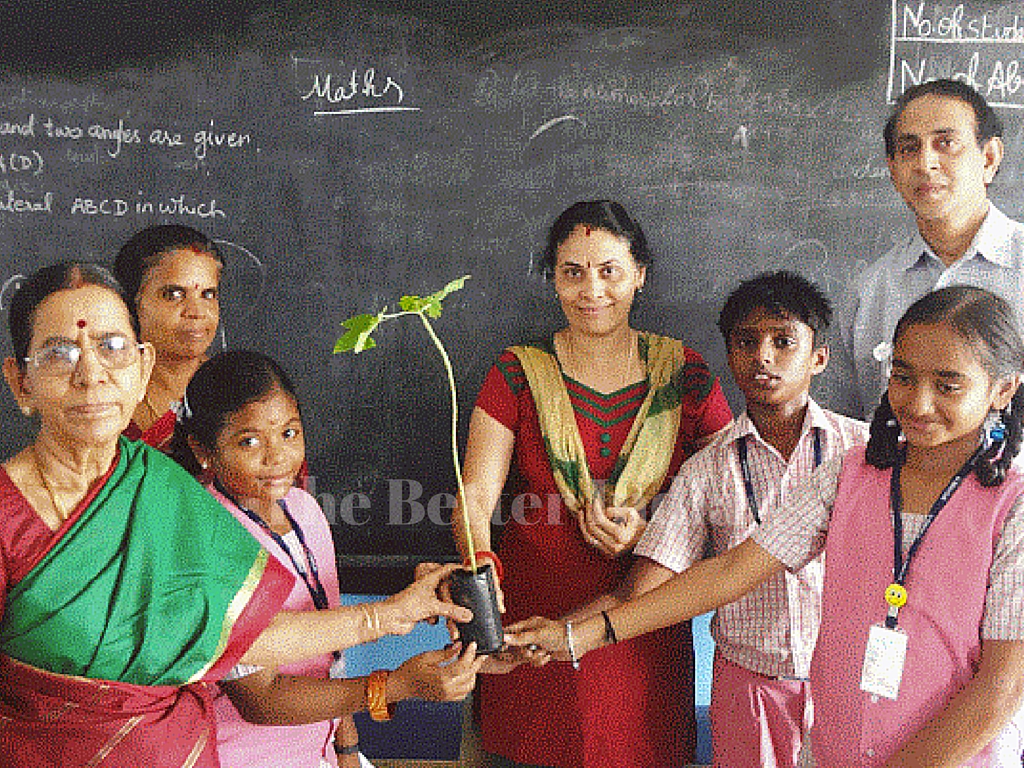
[171,350,483,768]
[509,285,1024,767]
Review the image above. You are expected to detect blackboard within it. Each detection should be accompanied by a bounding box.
[4,0,1024,590]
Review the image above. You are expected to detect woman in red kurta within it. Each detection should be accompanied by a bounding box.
[456,201,731,768]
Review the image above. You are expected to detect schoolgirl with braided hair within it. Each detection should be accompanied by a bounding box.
[507,285,1024,765]
[866,285,1024,486]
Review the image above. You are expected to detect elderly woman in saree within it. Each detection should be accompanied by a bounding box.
[0,262,469,768]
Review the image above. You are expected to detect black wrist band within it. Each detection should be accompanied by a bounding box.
[334,743,360,755]
[601,610,619,644]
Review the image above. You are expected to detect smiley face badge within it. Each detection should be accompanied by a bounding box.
[883,583,908,628]
[885,583,908,609]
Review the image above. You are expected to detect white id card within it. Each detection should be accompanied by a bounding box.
[859,624,908,700]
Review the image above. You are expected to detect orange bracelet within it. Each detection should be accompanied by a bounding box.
[465,550,504,581]
[366,670,394,722]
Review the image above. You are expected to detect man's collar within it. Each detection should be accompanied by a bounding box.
[970,203,1015,267]
[902,203,1013,272]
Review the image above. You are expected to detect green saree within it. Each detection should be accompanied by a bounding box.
[0,437,294,767]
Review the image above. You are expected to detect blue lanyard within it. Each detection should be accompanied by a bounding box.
[885,446,978,628]
[214,478,330,611]
[737,427,822,525]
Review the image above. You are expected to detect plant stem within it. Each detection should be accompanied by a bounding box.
[415,312,477,571]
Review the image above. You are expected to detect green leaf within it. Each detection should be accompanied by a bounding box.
[422,297,443,319]
[400,276,470,319]
[336,276,470,351]
[399,294,430,314]
[399,293,443,318]
[333,312,383,353]
[429,275,470,303]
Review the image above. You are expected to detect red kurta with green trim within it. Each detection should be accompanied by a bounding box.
[476,341,732,768]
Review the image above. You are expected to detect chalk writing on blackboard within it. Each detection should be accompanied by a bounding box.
[292,55,420,116]
[0,191,52,214]
[68,196,226,219]
[528,115,584,142]
[0,274,25,311]
[0,150,43,176]
[0,86,254,221]
[889,0,1024,107]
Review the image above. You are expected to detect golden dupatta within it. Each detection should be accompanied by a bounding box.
[511,332,709,514]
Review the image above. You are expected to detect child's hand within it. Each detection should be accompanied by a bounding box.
[392,642,483,702]
[380,563,473,635]
[579,495,646,558]
[479,643,550,673]
[415,561,507,646]
[503,616,571,662]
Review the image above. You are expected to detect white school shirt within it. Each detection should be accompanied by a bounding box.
[636,400,868,678]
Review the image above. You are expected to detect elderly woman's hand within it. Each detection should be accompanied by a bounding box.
[414,559,507,648]
[579,494,646,558]
[378,563,474,636]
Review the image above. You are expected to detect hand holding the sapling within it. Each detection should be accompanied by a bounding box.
[413,561,461,628]
[421,559,506,615]
[380,563,474,635]
[504,616,572,663]
[479,644,549,673]
[412,562,541,673]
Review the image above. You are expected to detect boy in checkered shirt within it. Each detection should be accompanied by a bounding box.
[600,271,866,766]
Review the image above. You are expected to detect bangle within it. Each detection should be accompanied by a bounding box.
[564,621,581,670]
[366,670,394,722]
[360,604,381,639]
[601,610,619,645]
[334,743,360,755]
[465,550,504,581]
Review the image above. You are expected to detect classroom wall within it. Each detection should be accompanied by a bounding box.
[3,0,1024,589]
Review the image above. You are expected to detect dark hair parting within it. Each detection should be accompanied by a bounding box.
[168,349,300,476]
[865,286,1024,486]
[8,261,135,367]
[541,199,652,279]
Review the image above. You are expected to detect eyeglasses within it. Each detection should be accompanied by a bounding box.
[24,335,146,377]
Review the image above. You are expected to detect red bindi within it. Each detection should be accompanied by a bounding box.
[584,226,592,236]
[77,319,87,329]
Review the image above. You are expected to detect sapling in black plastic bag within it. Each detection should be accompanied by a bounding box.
[335,276,503,653]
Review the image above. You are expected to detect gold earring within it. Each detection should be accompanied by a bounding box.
[20,405,35,417]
